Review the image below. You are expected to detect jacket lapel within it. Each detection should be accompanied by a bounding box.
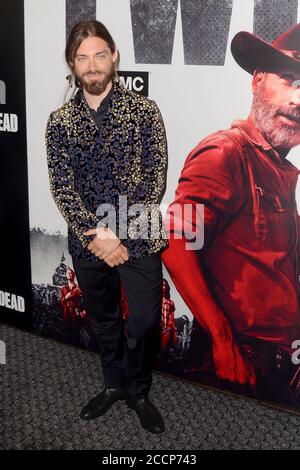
[70,79,129,148]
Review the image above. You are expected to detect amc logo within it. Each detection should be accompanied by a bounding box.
[0,80,6,104]
[118,72,149,97]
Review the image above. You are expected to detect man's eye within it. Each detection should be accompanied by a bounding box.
[96,54,106,60]
[292,79,300,89]
[279,73,300,88]
[280,72,296,82]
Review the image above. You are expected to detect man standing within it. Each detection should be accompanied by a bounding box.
[46,20,168,433]
[162,23,300,406]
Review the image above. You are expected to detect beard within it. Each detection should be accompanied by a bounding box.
[76,63,115,95]
[251,83,300,150]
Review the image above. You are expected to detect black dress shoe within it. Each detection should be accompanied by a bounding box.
[80,388,126,420]
[126,398,165,434]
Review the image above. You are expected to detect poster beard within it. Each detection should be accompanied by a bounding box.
[252,83,300,149]
[74,63,115,95]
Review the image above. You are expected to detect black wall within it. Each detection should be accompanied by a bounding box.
[0,0,32,329]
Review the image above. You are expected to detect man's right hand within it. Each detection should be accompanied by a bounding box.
[212,334,256,388]
[84,226,121,258]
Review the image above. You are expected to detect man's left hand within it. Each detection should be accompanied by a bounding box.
[103,244,129,267]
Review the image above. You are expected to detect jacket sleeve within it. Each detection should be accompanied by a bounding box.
[124,100,168,243]
[45,111,99,248]
[166,134,247,246]
[162,135,248,338]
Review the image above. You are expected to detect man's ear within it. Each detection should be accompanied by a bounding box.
[252,68,265,95]
[112,49,120,69]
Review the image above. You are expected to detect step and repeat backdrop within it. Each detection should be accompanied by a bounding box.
[2,0,300,411]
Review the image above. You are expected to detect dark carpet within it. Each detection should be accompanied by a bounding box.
[1,322,300,450]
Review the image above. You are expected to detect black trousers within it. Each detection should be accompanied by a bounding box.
[72,253,163,399]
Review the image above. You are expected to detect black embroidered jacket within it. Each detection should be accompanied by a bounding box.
[45,79,168,261]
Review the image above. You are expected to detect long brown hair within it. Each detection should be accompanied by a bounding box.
[65,20,117,70]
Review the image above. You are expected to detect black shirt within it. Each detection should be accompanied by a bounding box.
[87,87,113,129]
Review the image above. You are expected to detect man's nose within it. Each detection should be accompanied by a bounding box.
[88,57,97,70]
[291,87,300,106]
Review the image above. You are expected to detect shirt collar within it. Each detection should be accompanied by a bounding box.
[85,85,114,115]
[231,119,300,174]
[231,119,273,151]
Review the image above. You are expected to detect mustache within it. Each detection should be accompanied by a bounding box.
[83,71,103,77]
[275,107,300,125]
